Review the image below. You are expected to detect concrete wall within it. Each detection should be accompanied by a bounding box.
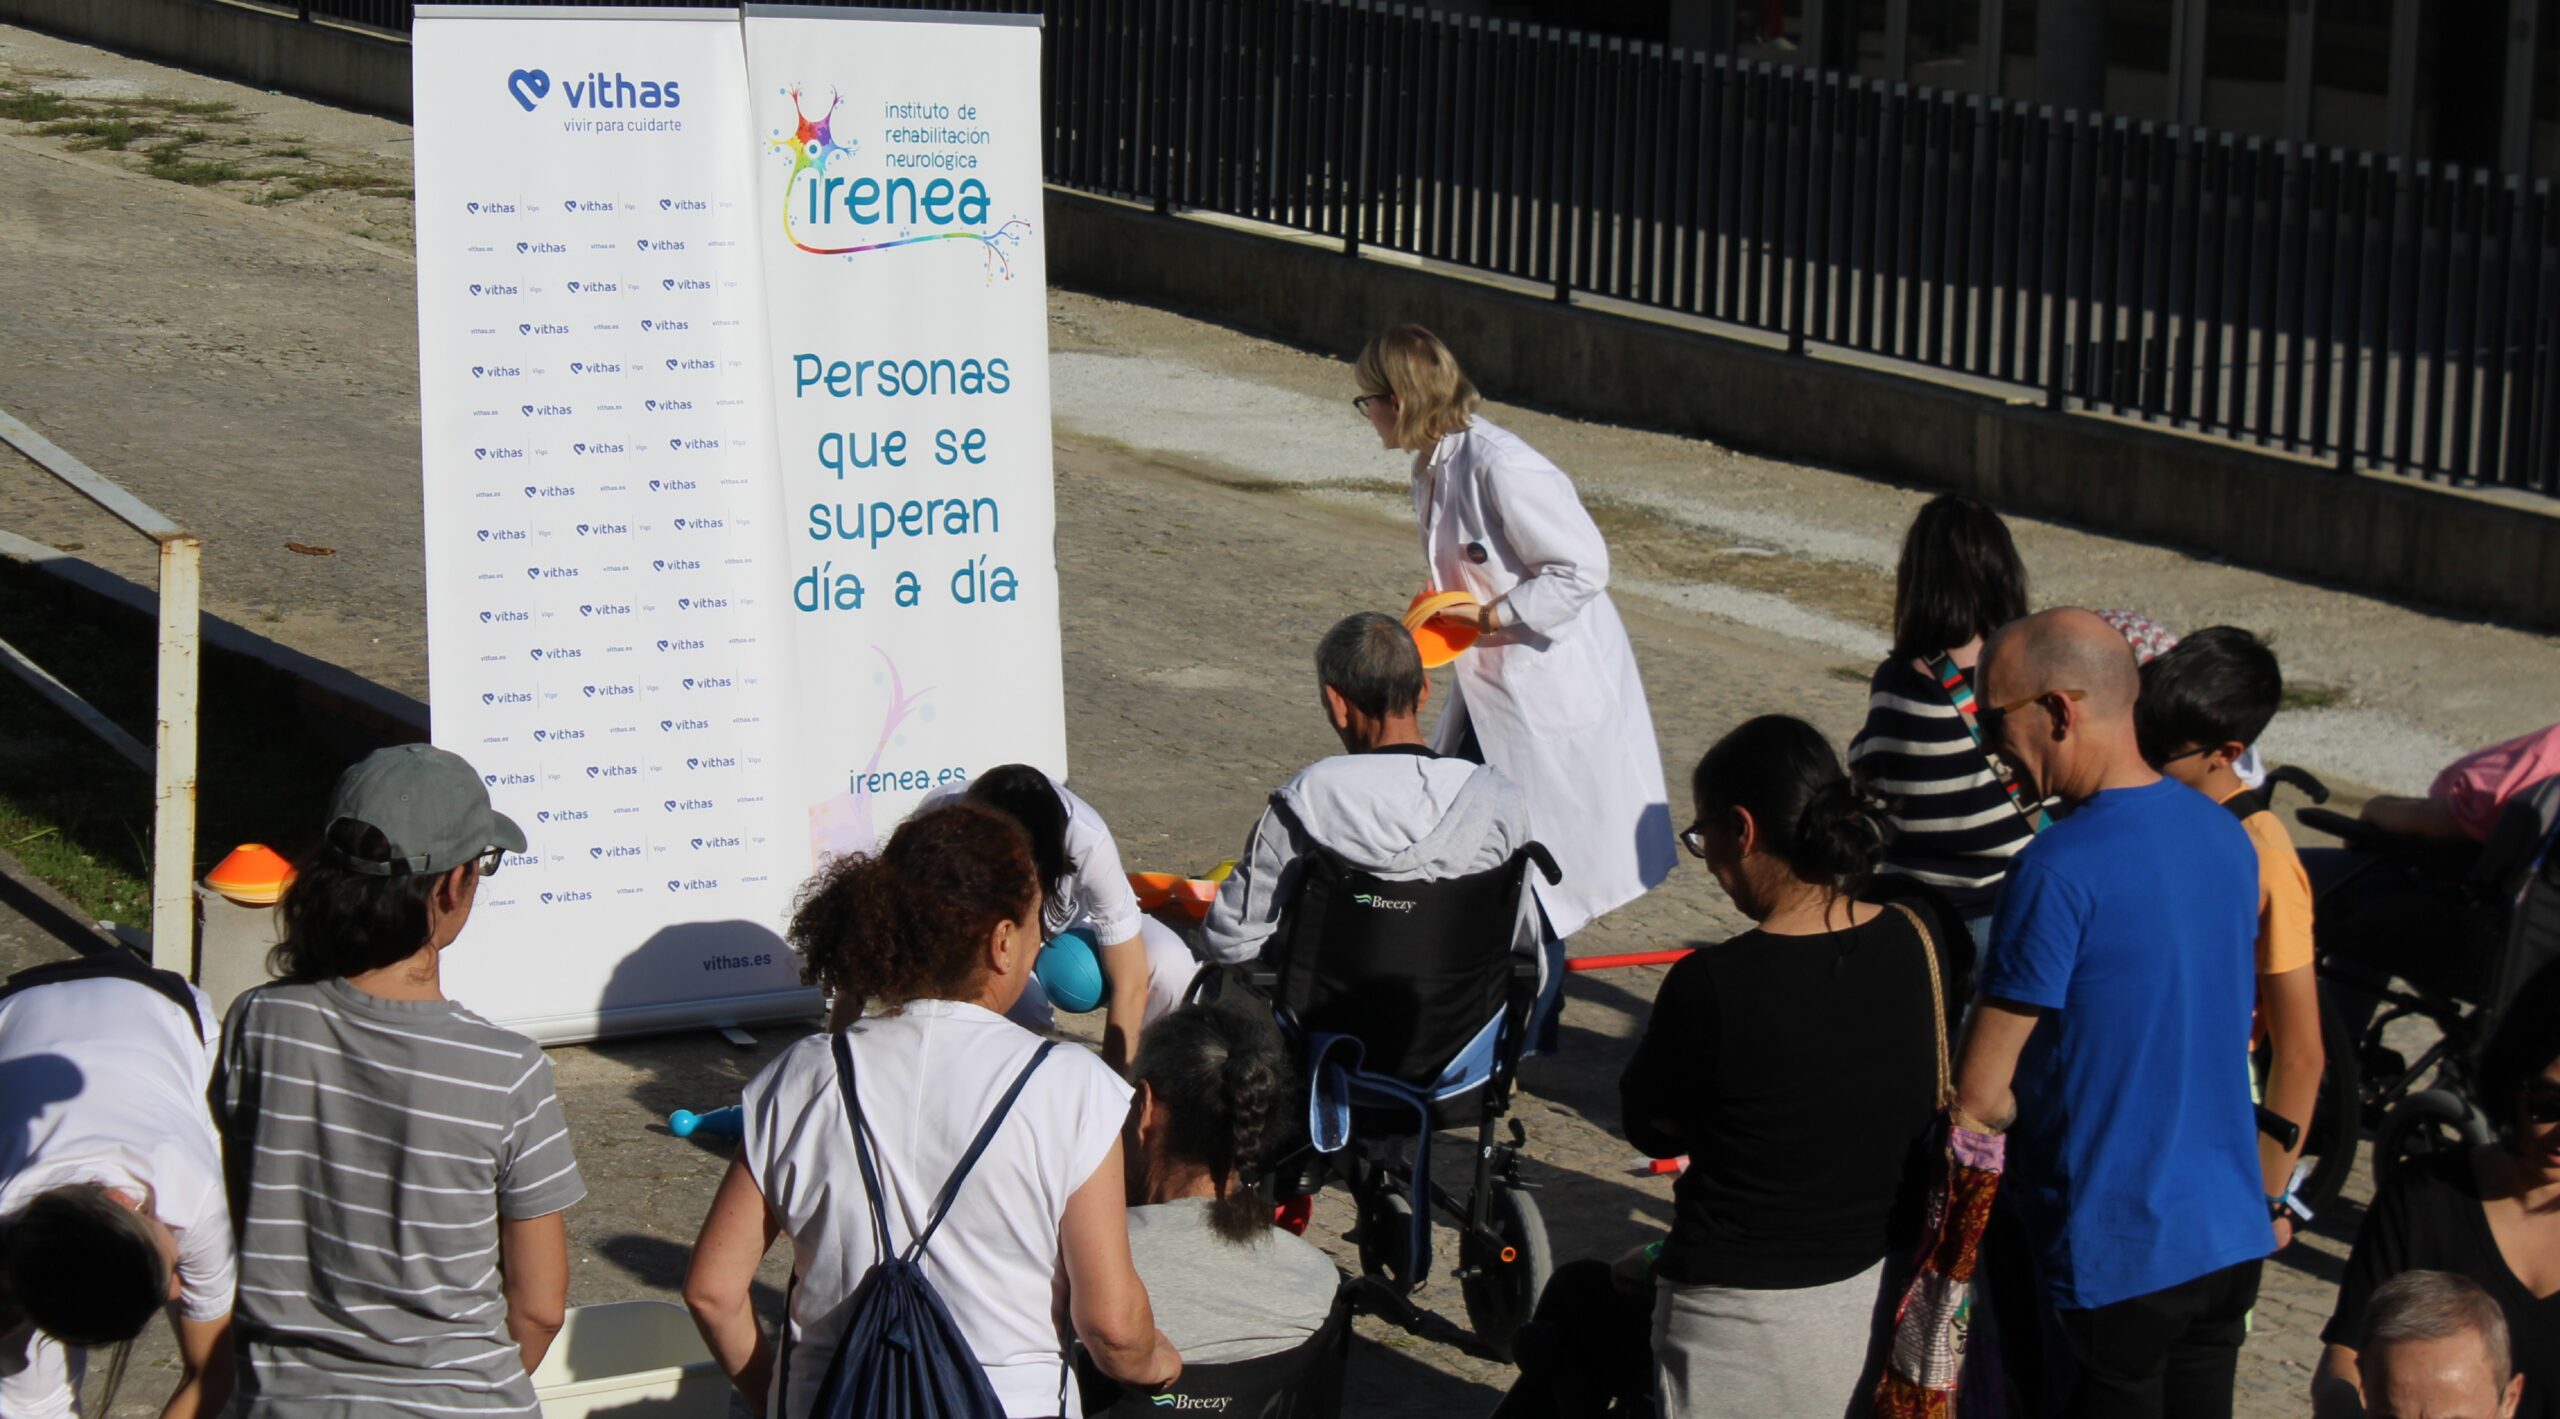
[0,0,410,119]
[1046,189,2560,631]
[12,0,2557,627]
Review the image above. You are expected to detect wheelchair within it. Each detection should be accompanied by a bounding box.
[1075,1278,1360,1418]
[2300,773,2560,1187]
[1203,836,1562,1364]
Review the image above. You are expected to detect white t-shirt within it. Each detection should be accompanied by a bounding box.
[0,976,235,1419]
[743,1001,1133,1418]
[921,778,1145,946]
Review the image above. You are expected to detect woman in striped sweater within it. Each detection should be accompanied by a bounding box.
[1848,495,2041,943]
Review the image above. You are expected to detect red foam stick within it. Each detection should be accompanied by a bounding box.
[1567,948,1694,972]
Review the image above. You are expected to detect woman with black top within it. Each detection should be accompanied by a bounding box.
[2313,960,2560,1418]
[1621,715,1968,1419]
[1847,494,2038,944]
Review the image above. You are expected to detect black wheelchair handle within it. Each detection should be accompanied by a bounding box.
[2297,806,2385,849]
[1521,842,1563,885]
[2264,764,2332,806]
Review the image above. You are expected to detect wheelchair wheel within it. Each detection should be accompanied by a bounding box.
[2374,1088,2495,1189]
[1353,1184,1420,1295]
[1459,1183,1553,1364]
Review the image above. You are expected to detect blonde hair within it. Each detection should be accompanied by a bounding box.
[1355,325,1481,451]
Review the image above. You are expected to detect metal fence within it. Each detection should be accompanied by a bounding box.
[308,0,2560,499]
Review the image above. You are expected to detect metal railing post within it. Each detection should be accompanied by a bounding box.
[152,535,201,975]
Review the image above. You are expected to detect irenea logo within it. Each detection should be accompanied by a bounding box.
[767,84,1029,277]
[508,67,682,113]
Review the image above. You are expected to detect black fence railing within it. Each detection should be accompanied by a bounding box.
[305,0,2560,499]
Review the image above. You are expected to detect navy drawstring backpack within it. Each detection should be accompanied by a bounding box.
[782,1029,1062,1419]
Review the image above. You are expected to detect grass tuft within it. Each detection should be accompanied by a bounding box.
[0,88,76,122]
[2280,682,2350,713]
[35,115,160,150]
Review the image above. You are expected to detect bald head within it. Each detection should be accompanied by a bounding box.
[1984,608,2141,720]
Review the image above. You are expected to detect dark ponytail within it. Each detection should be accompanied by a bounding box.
[788,802,1040,1019]
[1691,715,1890,893]
[0,1183,166,1414]
[965,765,1073,902]
[1133,1006,1292,1244]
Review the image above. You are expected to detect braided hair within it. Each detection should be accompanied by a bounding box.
[1133,1006,1291,1243]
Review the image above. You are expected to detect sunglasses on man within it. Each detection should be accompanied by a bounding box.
[1975,688,2088,737]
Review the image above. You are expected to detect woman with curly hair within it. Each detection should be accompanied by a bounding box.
[1123,1007,1341,1363]
[683,802,1180,1417]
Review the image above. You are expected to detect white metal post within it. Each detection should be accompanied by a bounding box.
[152,535,201,974]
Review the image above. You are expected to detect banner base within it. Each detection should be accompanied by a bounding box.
[515,987,824,1048]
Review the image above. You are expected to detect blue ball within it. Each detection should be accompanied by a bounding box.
[1035,927,1108,1014]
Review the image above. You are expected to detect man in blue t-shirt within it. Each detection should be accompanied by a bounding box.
[1953,608,2271,1419]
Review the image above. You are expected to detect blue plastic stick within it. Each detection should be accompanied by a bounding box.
[669,1105,744,1139]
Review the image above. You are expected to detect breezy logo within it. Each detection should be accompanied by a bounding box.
[1350,892,1417,914]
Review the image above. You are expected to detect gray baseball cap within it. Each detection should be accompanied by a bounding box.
[325,744,528,876]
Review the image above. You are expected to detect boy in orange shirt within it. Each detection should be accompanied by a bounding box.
[2137,626,2324,1248]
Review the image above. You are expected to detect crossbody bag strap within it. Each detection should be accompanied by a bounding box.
[1926,652,2054,834]
[908,1040,1057,1260]
[1886,902,1952,1108]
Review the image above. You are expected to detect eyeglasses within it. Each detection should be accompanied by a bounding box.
[1352,393,1391,417]
[1679,825,1710,860]
[473,846,506,877]
[1976,688,2088,736]
[2153,743,2218,769]
[2522,1090,2560,1127]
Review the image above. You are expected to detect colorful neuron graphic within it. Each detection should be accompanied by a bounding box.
[769,84,1035,283]
[771,85,856,182]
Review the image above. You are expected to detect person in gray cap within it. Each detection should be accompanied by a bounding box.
[213,744,584,1417]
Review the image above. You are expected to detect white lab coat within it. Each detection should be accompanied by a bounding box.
[1411,418,1675,939]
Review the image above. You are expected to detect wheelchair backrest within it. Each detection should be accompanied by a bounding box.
[1077,1277,1358,1418]
[1263,844,1537,1089]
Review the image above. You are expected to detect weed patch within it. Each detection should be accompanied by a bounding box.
[35,115,161,151]
[0,88,76,123]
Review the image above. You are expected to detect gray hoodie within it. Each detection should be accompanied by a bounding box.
[1201,746,1539,976]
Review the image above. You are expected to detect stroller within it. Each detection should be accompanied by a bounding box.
[2301,774,2560,1183]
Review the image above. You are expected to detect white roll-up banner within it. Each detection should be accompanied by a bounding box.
[413,5,1062,1043]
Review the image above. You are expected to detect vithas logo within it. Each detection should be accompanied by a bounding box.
[508,66,682,113]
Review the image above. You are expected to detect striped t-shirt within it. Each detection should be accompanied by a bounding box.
[218,978,586,1415]
[1846,656,2038,916]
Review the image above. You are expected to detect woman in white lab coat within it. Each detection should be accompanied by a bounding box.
[1355,325,1676,1047]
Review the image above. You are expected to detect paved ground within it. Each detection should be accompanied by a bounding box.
[2,19,2551,1418]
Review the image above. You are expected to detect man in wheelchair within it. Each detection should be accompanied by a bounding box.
[1201,610,1537,983]
[1196,611,1559,1360]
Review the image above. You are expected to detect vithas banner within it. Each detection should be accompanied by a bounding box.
[412,5,1062,1044]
